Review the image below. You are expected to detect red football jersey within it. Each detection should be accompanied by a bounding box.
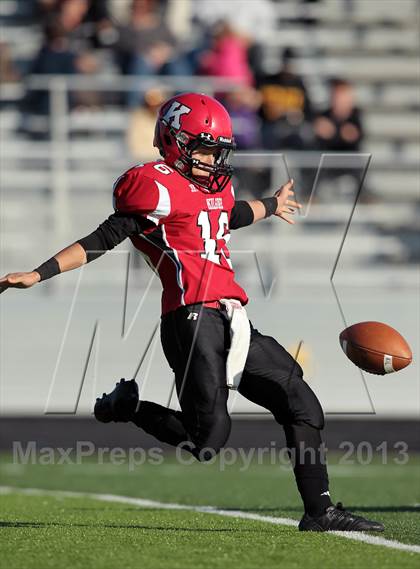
[113,161,249,314]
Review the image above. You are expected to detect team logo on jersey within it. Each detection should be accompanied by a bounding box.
[189,183,199,192]
[162,101,192,130]
[206,197,223,210]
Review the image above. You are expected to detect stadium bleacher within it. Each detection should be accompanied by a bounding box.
[0,0,419,291]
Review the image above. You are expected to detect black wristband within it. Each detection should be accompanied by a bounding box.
[34,257,61,282]
[261,197,278,218]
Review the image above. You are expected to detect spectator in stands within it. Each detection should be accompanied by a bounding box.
[58,0,117,51]
[35,0,116,51]
[21,14,103,125]
[223,87,261,150]
[223,88,271,200]
[48,0,90,51]
[58,0,108,106]
[35,0,59,24]
[21,19,78,117]
[84,0,118,49]
[313,78,367,202]
[191,0,276,47]
[258,47,313,150]
[56,0,116,106]
[127,87,168,160]
[116,0,191,106]
[0,42,20,84]
[57,0,91,50]
[198,21,254,87]
[314,77,363,152]
[191,2,270,83]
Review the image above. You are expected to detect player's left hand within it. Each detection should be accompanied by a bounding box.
[274,179,302,224]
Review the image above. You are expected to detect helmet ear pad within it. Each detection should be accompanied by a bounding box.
[153,121,174,158]
[153,122,164,156]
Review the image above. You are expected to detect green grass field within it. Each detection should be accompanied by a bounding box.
[0,452,419,568]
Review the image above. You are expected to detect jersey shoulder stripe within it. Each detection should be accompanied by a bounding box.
[146,181,172,225]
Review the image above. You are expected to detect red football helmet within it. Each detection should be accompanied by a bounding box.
[153,92,236,192]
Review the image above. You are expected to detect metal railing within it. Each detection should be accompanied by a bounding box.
[2,74,243,237]
[1,74,418,246]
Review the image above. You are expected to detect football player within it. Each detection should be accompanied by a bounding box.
[0,93,383,532]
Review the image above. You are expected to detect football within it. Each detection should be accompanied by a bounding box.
[339,321,412,375]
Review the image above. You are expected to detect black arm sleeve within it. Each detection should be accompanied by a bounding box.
[77,212,144,262]
[229,200,255,230]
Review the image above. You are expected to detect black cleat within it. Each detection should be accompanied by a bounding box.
[299,502,384,532]
[94,378,139,423]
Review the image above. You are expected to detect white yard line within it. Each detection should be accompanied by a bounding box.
[1,486,419,555]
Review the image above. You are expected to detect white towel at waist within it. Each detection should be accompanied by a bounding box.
[219,298,251,389]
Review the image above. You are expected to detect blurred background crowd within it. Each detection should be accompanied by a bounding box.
[0,0,419,286]
[1,0,365,160]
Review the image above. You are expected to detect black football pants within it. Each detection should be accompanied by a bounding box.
[134,303,331,514]
[135,302,324,451]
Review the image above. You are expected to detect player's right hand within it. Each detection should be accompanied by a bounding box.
[0,271,41,293]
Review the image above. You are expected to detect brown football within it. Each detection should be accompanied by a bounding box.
[339,321,412,375]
